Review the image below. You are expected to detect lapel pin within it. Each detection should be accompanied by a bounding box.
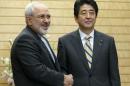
[99,40,103,46]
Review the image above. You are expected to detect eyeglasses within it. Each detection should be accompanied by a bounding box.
[33,14,51,20]
[79,10,95,17]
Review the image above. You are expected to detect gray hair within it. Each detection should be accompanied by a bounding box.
[25,1,48,17]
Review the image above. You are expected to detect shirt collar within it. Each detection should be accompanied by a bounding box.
[79,29,94,40]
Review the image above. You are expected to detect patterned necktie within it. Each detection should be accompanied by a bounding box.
[84,36,93,69]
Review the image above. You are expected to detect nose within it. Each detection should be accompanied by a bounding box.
[86,12,90,18]
[43,17,50,23]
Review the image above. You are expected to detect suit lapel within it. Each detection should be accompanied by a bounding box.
[44,38,61,71]
[43,37,57,60]
[72,30,91,73]
[72,30,104,73]
[91,30,103,72]
[40,37,61,71]
[26,27,59,70]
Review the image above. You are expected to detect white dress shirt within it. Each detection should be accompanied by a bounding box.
[79,29,94,50]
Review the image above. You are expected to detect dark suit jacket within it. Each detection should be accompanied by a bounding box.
[57,30,120,86]
[11,26,64,86]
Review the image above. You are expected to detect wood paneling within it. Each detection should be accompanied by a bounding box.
[0,0,130,86]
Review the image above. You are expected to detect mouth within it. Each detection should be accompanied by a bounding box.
[42,27,48,30]
[84,21,92,24]
[41,24,49,29]
[42,24,49,27]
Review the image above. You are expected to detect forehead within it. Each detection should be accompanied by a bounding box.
[80,4,95,12]
[33,6,50,16]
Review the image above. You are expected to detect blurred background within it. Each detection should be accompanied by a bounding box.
[0,0,130,86]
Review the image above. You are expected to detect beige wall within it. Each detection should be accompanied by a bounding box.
[0,0,130,86]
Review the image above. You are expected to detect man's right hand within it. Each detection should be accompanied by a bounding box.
[64,74,73,86]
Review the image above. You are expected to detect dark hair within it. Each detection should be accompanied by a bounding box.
[74,0,98,18]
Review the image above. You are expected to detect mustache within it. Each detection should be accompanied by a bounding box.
[41,22,50,26]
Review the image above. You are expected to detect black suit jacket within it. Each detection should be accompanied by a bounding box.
[11,26,64,86]
[57,30,120,86]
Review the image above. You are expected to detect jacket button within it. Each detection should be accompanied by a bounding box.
[89,74,92,78]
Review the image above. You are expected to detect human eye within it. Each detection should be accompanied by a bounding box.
[46,15,51,19]
[89,11,95,15]
[80,10,87,15]
[39,15,45,19]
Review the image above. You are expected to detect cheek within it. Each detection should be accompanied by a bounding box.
[78,18,85,24]
[92,16,96,20]
[33,22,42,28]
[92,18,96,24]
[49,20,51,24]
[76,18,84,23]
[27,19,33,26]
[79,16,85,22]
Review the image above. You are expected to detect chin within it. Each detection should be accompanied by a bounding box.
[39,30,47,35]
[39,27,48,35]
[85,25,94,29]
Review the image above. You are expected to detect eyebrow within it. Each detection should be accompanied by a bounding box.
[81,9,95,12]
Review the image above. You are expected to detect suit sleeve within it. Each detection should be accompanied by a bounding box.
[15,35,64,86]
[57,38,69,74]
[109,38,121,86]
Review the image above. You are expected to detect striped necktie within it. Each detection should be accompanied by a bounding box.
[84,36,93,69]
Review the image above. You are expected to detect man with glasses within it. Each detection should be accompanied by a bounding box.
[11,2,73,86]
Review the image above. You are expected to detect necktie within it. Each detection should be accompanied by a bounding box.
[84,36,93,69]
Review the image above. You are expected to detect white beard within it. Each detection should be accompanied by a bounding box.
[39,27,48,35]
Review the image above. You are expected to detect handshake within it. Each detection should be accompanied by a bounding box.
[64,74,73,86]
